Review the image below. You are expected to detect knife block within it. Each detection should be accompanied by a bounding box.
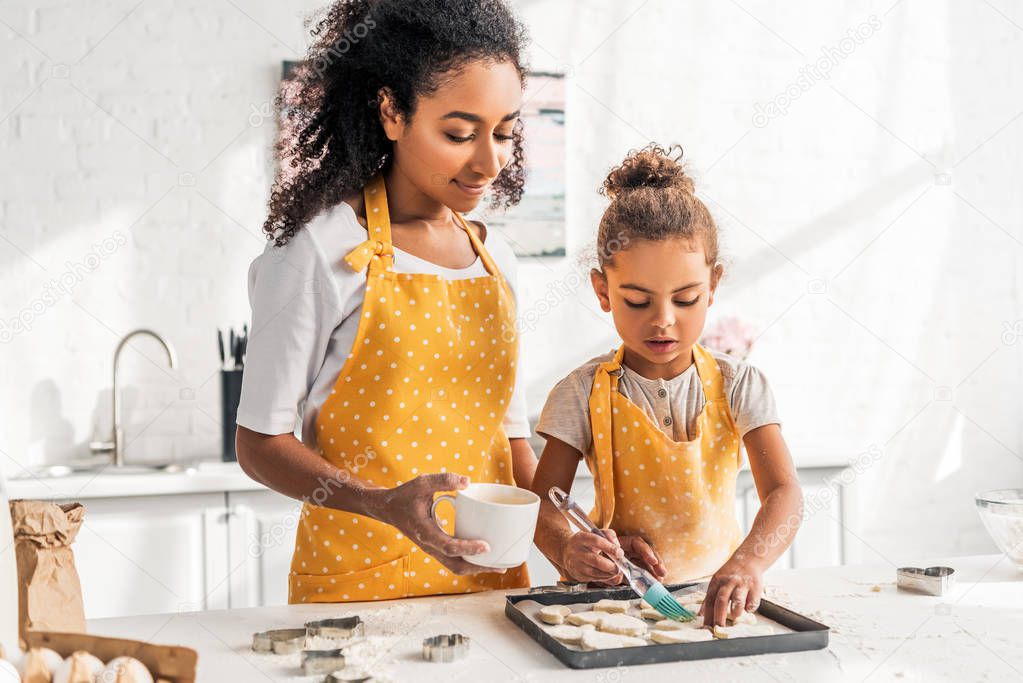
[220,369,243,462]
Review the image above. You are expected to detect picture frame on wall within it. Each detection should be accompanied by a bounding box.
[275,64,566,258]
[471,71,566,258]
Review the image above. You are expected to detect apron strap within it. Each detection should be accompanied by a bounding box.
[692,343,727,402]
[343,174,395,273]
[587,345,626,528]
[453,212,500,278]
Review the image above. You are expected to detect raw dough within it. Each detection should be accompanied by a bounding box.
[538,604,572,625]
[580,630,646,650]
[567,611,607,628]
[596,613,648,637]
[655,616,704,630]
[639,607,665,620]
[728,610,757,626]
[544,624,594,645]
[650,628,714,644]
[593,599,631,614]
[713,623,776,639]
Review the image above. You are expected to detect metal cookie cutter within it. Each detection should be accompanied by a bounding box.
[306,616,365,640]
[324,671,374,683]
[251,628,307,654]
[422,634,471,662]
[301,648,346,675]
[897,566,955,596]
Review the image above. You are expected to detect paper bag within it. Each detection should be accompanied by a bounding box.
[10,500,87,648]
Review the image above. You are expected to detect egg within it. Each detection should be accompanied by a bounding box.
[100,656,154,683]
[0,659,19,683]
[54,650,104,683]
[17,647,64,677]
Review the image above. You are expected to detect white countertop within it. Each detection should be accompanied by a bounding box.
[86,554,1023,681]
[5,461,265,501]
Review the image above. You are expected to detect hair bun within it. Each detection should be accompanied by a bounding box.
[601,143,693,199]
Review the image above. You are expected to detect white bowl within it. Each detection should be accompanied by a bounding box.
[976,488,1023,570]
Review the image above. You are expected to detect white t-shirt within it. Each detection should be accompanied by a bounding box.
[535,348,779,459]
[236,201,530,448]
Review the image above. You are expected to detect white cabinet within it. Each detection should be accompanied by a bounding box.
[74,494,230,619]
[225,490,302,608]
[73,489,301,619]
[737,467,846,569]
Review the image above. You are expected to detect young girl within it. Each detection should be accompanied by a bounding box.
[531,145,803,627]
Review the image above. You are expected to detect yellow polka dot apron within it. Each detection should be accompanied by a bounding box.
[288,175,529,603]
[587,344,743,583]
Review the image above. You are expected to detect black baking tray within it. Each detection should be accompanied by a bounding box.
[505,583,829,669]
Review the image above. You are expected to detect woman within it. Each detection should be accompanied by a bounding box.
[235,0,536,603]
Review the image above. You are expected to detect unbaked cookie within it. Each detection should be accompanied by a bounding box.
[596,613,648,637]
[650,628,714,644]
[580,629,646,650]
[713,623,776,639]
[593,599,631,614]
[728,610,757,626]
[538,604,572,625]
[566,611,606,628]
[544,624,594,645]
[654,616,704,630]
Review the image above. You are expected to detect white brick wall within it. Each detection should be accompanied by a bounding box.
[2,0,1021,566]
[1,0,323,470]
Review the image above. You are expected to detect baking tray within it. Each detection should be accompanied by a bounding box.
[505,582,829,669]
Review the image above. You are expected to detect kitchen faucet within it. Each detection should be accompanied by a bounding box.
[90,329,177,467]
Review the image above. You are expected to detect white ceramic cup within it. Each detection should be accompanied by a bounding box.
[429,483,540,568]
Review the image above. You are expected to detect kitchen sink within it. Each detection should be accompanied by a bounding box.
[13,460,199,480]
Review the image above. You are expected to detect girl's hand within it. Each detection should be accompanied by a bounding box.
[701,555,764,626]
[617,534,667,580]
[560,530,625,584]
[373,473,499,576]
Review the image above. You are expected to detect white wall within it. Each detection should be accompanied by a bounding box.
[2,0,1020,565]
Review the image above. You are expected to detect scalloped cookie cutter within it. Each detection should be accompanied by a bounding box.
[251,628,307,654]
[306,616,366,639]
[422,633,470,662]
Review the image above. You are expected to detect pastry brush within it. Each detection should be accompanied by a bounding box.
[548,486,694,622]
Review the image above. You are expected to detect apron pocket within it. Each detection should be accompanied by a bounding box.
[289,554,409,603]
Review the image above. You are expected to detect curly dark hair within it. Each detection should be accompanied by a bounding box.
[263,0,529,247]
[597,144,720,269]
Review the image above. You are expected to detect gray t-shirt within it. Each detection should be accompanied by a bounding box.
[535,349,780,458]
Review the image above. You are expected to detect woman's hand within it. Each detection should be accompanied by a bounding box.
[559,530,625,584]
[617,534,667,580]
[700,555,764,627]
[371,473,498,576]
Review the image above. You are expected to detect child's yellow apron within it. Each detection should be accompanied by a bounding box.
[288,175,529,603]
[587,344,743,583]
